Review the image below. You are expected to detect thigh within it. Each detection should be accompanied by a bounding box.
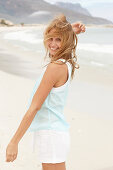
[42,162,66,170]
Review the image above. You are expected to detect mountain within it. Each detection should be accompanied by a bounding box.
[0,0,112,25]
[56,2,91,17]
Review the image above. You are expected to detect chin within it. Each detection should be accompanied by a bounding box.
[49,51,56,56]
[51,53,55,56]
[48,49,58,56]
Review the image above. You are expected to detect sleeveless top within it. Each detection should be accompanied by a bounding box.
[26,59,72,133]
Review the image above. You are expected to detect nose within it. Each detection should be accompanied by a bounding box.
[50,39,56,47]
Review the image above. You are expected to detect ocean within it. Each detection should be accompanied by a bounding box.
[2,26,113,74]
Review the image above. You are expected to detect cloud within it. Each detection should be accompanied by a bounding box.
[29,11,50,17]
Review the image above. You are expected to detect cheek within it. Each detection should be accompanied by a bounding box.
[57,42,62,48]
[46,41,50,48]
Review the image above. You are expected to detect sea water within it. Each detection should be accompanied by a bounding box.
[2,26,113,74]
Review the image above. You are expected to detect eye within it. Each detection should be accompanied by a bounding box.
[48,38,53,41]
[56,38,61,41]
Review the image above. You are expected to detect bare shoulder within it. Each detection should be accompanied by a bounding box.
[45,61,66,77]
[49,60,67,71]
[47,61,65,69]
[47,61,68,86]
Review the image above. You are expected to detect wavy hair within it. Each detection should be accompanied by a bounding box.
[43,14,79,80]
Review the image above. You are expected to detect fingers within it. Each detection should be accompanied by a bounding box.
[74,22,81,26]
[74,22,83,27]
[80,24,86,32]
[78,23,83,27]
[79,23,85,28]
[72,22,86,33]
[6,154,17,162]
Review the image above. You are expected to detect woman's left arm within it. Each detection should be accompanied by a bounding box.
[71,22,86,34]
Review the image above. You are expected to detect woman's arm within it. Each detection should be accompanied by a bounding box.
[9,63,61,144]
[6,62,62,162]
[71,22,86,34]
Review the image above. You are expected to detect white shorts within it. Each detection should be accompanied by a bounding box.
[31,130,71,163]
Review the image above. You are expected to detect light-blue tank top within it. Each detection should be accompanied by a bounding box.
[26,59,72,133]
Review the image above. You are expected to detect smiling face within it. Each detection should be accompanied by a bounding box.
[43,15,76,62]
[43,14,79,79]
[46,29,62,57]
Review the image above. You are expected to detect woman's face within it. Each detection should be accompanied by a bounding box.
[46,29,62,56]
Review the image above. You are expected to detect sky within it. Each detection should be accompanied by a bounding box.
[44,0,113,22]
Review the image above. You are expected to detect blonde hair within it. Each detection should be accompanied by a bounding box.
[43,14,79,80]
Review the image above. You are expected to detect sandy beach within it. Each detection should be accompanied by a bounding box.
[0,26,113,170]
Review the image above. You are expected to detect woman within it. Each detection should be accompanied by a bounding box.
[6,14,85,170]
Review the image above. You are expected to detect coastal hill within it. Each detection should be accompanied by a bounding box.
[56,2,91,16]
[0,0,112,25]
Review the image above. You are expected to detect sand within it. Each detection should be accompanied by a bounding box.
[0,26,113,170]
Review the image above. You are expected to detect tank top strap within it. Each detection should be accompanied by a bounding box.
[56,59,72,80]
[66,62,72,80]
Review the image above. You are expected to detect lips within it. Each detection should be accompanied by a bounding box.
[50,47,58,51]
[50,46,60,52]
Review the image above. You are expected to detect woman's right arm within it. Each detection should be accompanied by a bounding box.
[7,62,62,145]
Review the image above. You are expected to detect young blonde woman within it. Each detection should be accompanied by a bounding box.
[6,14,85,170]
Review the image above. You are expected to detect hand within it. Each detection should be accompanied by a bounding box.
[72,22,86,34]
[6,142,18,162]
